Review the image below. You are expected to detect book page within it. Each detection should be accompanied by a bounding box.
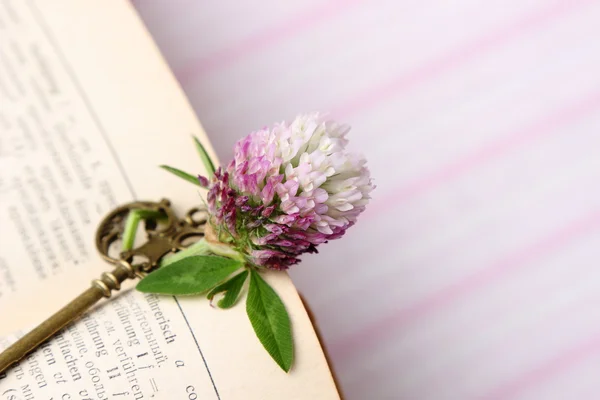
[0,0,339,398]
[0,282,336,399]
[0,0,219,311]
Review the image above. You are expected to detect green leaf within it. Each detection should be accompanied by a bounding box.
[246,270,293,372]
[207,270,248,309]
[160,165,202,187]
[137,255,242,295]
[193,136,216,177]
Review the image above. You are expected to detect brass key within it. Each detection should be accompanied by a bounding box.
[0,199,206,374]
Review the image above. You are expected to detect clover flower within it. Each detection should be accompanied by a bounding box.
[203,113,374,270]
[135,113,375,372]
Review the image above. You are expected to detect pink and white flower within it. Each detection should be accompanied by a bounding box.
[204,113,374,270]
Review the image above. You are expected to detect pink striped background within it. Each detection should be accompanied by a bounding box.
[134,0,600,398]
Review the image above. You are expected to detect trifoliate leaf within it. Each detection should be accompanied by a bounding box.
[207,270,248,309]
[137,255,242,295]
[193,136,216,177]
[160,165,202,187]
[246,270,293,372]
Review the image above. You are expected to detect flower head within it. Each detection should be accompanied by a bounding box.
[204,113,374,270]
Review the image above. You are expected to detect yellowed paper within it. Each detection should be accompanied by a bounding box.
[0,0,339,397]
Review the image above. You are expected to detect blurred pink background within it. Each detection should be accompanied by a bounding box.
[133,1,600,398]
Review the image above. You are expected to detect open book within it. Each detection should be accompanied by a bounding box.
[0,0,339,398]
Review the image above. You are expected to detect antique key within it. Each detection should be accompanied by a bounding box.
[0,199,207,374]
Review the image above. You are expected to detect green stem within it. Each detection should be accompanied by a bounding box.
[159,238,246,268]
[121,210,165,251]
[205,241,246,263]
[159,238,211,267]
[121,208,246,267]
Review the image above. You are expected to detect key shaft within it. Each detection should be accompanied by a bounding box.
[0,260,136,374]
[0,199,206,376]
